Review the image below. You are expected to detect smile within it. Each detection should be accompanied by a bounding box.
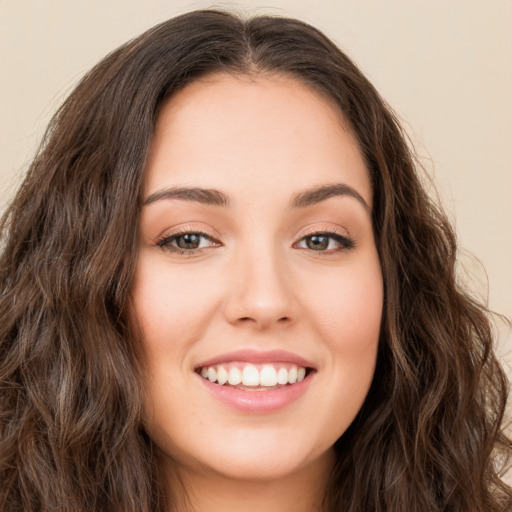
[194,350,316,413]
[197,362,308,389]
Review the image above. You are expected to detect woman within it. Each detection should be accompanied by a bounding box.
[0,9,510,512]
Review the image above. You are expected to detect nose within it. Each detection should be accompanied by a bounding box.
[222,246,297,330]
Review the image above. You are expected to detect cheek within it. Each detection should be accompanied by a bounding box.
[305,257,383,351]
[304,254,382,413]
[131,257,222,356]
[130,261,215,439]
[281,256,383,445]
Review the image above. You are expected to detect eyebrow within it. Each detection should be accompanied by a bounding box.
[143,183,369,210]
[144,187,230,206]
[290,183,369,210]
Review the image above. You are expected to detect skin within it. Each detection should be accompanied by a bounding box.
[132,73,383,512]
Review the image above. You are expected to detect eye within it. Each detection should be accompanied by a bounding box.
[156,231,219,253]
[295,232,355,252]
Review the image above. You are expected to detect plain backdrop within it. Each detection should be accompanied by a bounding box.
[1,2,511,379]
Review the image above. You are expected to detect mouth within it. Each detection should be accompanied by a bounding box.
[194,350,316,413]
[195,362,313,390]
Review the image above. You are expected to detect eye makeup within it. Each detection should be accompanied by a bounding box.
[154,227,355,257]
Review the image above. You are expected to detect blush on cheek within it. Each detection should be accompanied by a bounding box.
[316,285,382,348]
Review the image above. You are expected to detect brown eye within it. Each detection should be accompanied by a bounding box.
[175,233,202,249]
[156,232,219,253]
[305,235,329,250]
[295,232,355,252]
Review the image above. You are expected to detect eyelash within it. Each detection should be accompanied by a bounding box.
[156,230,220,256]
[294,230,355,253]
[155,229,355,255]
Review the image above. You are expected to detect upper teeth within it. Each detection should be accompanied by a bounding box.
[199,363,307,387]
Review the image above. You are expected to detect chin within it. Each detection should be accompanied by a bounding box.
[209,451,309,481]
[161,427,336,484]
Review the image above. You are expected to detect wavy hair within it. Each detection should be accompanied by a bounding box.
[0,9,510,511]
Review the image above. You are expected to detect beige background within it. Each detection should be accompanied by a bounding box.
[1,0,511,406]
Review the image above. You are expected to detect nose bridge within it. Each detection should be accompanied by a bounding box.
[223,233,295,328]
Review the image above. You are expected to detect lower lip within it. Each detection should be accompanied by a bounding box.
[197,373,314,413]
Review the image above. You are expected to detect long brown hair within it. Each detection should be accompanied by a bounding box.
[0,10,510,511]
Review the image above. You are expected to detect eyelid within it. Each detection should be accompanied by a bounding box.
[298,224,350,238]
[293,225,356,252]
[152,223,221,244]
[151,223,355,255]
[296,223,353,245]
[156,231,217,247]
[154,225,223,255]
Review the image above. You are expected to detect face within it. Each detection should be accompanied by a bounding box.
[132,73,383,484]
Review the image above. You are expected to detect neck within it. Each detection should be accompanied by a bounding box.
[164,449,335,512]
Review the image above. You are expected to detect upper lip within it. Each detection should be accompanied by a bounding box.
[195,349,316,370]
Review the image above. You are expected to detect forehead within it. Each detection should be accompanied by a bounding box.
[145,73,371,208]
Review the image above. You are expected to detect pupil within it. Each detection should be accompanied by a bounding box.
[307,235,328,250]
[177,234,200,249]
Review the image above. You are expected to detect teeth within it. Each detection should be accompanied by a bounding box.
[288,366,298,384]
[207,367,217,383]
[228,367,242,386]
[198,362,308,387]
[217,365,228,385]
[277,367,289,385]
[260,365,277,386]
[242,365,260,386]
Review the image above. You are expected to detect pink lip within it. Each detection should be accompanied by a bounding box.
[196,371,314,414]
[195,349,316,370]
[194,349,316,413]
